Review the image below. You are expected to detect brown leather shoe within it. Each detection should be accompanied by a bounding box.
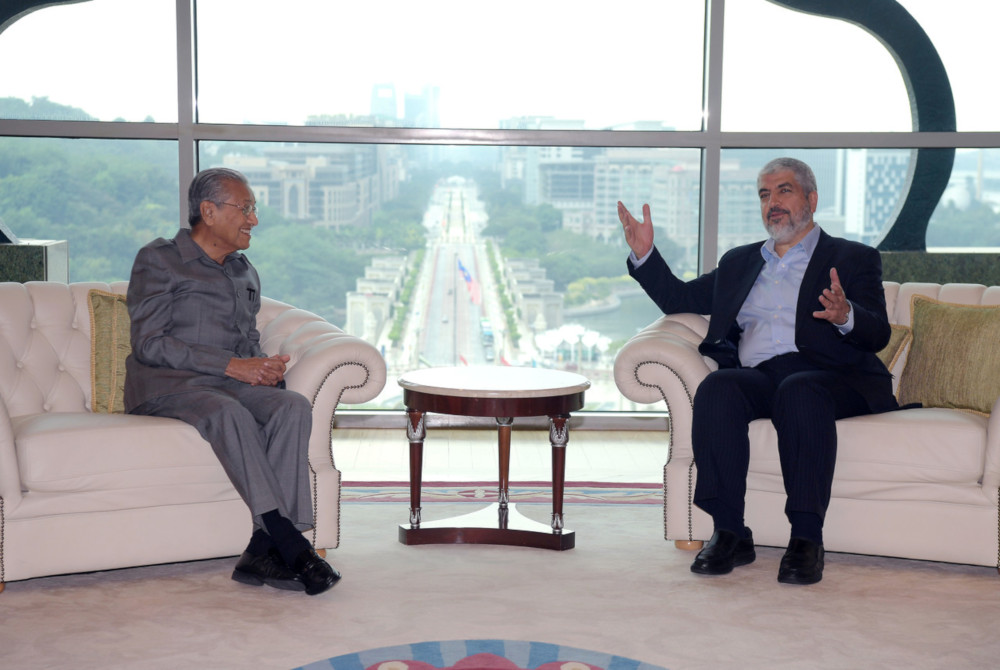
[232,547,305,591]
[777,537,825,585]
[690,528,756,575]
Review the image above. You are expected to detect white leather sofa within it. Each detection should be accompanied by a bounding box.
[614,281,1000,569]
[0,281,386,592]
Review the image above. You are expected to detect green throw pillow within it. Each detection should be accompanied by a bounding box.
[896,295,1000,415]
[876,323,911,370]
[88,289,130,414]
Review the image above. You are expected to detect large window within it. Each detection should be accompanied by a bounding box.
[2,0,999,416]
[194,1,705,131]
[0,0,177,123]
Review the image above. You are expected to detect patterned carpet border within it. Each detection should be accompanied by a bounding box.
[296,638,668,670]
[341,481,662,505]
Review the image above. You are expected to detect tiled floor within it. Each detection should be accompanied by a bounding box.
[334,428,667,484]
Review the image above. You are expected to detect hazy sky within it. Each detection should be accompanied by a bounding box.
[0,0,994,132]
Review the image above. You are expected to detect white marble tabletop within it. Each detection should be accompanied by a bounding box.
[398,365,591,399]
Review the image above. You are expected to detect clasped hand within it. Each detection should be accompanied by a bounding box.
[226,354,290,386]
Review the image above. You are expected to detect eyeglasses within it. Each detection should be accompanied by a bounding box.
[216,201,258,217]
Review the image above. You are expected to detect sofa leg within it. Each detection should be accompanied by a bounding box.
[316,548,327,559]
[675,540,704,551]
[0,582,5,594]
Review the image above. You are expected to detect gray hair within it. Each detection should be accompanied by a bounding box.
[187,167,250,226]
[757,157,817,196]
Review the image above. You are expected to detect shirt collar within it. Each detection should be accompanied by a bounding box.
[174,227,245,266]
[761,223,822,261]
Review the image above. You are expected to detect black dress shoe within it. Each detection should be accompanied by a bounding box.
[777,537,825,585]
[690,528,756,575]
[292,548,342,596]
[232,547,305,591]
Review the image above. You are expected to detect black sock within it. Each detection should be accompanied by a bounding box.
[245,528,273,556]
[261,509,311,566]
[699,499,747,539]
[788,511,823,545]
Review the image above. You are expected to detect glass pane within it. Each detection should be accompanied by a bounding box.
[0,137,179,280]
[0,0,177,122]
[195,0,705,130]
[717,149,909,257]
[198,142,700,411]
[722,2,911,131]
[902,1,1000,131]
[929,149,1000,248]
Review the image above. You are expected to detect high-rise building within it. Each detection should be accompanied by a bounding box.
[370,83,398,121]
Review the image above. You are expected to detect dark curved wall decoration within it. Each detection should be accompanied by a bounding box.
[767,0,957,251]
[0,1,88,35]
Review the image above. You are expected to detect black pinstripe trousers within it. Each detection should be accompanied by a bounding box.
[691,353,874,533]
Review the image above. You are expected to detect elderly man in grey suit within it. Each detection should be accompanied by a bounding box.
[124,167,340,596]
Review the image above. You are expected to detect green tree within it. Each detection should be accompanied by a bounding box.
[248,223,367,325]
[926,200,1000,247]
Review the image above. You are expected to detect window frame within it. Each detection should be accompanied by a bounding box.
[3,0,1000,428]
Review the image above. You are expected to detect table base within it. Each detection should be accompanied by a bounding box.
[398,502,575,550]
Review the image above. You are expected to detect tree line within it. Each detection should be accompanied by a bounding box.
[2,97,686,327]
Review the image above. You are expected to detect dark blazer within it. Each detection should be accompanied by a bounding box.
[628,229,897,413]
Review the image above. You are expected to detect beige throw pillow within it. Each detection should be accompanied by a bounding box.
[896,295,1000,415]
[88,289,130,414]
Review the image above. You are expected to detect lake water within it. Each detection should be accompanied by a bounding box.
[566,292,665,343]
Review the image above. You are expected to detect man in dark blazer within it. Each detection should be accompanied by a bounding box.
[618,157,897,585]
[125,167,340,596]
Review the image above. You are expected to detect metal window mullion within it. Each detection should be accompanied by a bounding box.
[176,0,197,224]
[700,0,726,273]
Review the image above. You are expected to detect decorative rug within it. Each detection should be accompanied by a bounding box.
[341,482,661,505]
[295,639,668,670]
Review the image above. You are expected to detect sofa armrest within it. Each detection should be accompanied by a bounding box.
[260,309,386,549]
[980,396,1000,500]
[263,311,385,464]
[613,313,714,461]
[0,401,23,508]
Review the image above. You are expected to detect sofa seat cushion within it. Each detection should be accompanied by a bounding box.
[13,412,230,493]
[748,407,987,485]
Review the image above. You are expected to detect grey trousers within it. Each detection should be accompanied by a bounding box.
[132,380,313,533]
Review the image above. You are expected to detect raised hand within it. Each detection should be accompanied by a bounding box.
[813,267,851,326]
[618,201,655,259]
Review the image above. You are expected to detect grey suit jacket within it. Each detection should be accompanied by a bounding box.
[124,228,264,412]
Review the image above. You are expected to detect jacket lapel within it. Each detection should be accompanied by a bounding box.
[797,229,834,326]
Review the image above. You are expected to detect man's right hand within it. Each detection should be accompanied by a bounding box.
[225,355,290,386]
[618,201,654,259]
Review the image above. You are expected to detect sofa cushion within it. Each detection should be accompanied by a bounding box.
[896,296,1000,415]
[748,407,988,485]
[13,412,230,493]
[88,289,130,414]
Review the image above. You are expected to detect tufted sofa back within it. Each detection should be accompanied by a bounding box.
[0,282,128,417]
[883,281,1000,325]
[0,282,303,419]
